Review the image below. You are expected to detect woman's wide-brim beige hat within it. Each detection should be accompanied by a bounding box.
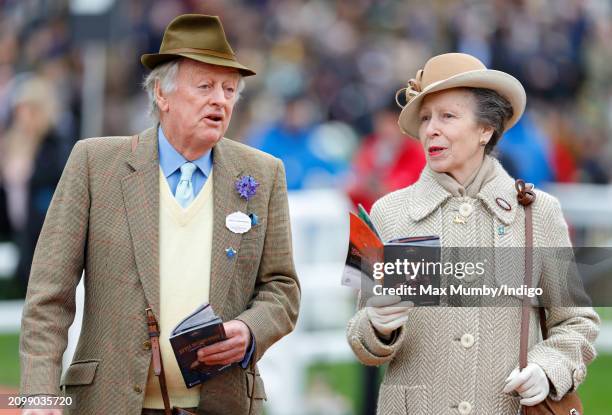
[141,14,256,77]
[397,53,526,138]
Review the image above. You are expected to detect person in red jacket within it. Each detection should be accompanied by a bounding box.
[347,98,426,211]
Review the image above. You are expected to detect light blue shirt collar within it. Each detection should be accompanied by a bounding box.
[158,125,213,178]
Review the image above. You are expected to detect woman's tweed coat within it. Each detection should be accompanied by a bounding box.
[347,158,600,415]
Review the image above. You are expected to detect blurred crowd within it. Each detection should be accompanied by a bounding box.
[0,0,611,293]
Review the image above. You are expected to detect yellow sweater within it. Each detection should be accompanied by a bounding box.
[143,168,214,409]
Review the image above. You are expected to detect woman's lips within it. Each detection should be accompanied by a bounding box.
[428,146,447,157]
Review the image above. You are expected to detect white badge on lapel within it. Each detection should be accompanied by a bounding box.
[226,211,252,234]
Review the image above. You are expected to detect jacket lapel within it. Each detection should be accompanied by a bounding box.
[476,159,518,226]
[209,138,246,319]
[407,166,452,222]
[122,126,161,317]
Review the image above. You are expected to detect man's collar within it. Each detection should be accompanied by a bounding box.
[408,159,518,225]
[158,125,213,178]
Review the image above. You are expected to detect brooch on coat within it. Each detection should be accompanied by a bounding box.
[235,175,259,200]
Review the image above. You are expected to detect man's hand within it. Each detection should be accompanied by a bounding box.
[503,363,550,406]
[366,295,413,338]
[196,320,251,366]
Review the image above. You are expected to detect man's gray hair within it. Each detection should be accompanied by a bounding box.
[142,58,245,122]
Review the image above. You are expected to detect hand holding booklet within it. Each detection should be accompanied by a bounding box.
[169,303,231,388]
[342,204,442,306]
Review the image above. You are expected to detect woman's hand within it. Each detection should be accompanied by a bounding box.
[366,295,413,338]
[502,363,550,406]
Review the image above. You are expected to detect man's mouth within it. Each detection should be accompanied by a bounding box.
[203,114,223,125]
[428,146,447,157]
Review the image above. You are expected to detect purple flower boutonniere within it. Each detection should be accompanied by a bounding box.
[235,175,259,200]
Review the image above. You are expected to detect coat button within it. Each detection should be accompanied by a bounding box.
[573,365,586,383]
[460,333,474,349]
[458,401,472,415]
[459,203,473,217]
[143,340,151,350]
[133,384,142,394]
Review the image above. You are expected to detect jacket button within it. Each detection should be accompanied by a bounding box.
[143,340,151,350]
[573,366,586,383]
[458,400,472,415]
[459,203,473,217]
[133,384,142,394]
[460,333,475,349]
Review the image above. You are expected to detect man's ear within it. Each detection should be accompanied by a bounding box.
[154,80,169,113]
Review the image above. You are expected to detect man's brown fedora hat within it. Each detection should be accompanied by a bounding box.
[397,53,526,138]
[141,14,256,76]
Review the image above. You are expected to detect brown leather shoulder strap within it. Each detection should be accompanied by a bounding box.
[146,308,172,415]
[516,179,536,370]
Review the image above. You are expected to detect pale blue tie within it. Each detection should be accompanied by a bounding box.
[175,162,197,208]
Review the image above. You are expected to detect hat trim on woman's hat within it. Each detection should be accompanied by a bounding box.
[398,57,526,138]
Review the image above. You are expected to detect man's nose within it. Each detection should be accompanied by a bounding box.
[209,84,227,106]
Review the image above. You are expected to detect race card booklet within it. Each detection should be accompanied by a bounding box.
[169,303,231,388]
[342,204,441,306]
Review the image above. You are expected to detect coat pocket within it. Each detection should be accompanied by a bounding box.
[377,384,428,415]
[60,359,100,387]
[246,370,267,400]
[241,215,267,241]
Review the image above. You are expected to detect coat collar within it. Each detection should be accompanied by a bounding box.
[126,125,243,177]
[158,125,213,179]
[127,126,158,171]
[476,161,518,225]
[408,158,518,225]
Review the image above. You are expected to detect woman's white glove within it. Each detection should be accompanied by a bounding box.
[366,295,413,338]
[503,363,550,406]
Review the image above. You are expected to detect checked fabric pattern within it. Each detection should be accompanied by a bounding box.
[20,126,301,415]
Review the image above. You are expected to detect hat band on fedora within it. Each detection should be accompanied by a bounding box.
[163,47,235,60]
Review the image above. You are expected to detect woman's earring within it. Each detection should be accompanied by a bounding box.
[480,141,487,147]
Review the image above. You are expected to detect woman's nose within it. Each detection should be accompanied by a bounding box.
[424,118,440,138]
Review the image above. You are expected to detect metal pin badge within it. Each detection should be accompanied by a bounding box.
[226,212,252,234]
[495,197,512,211]
[225,247,237,259]
[453,215,466,224]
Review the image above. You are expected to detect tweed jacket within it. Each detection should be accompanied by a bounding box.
[19,126,301,415]
[347,159,600,415]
